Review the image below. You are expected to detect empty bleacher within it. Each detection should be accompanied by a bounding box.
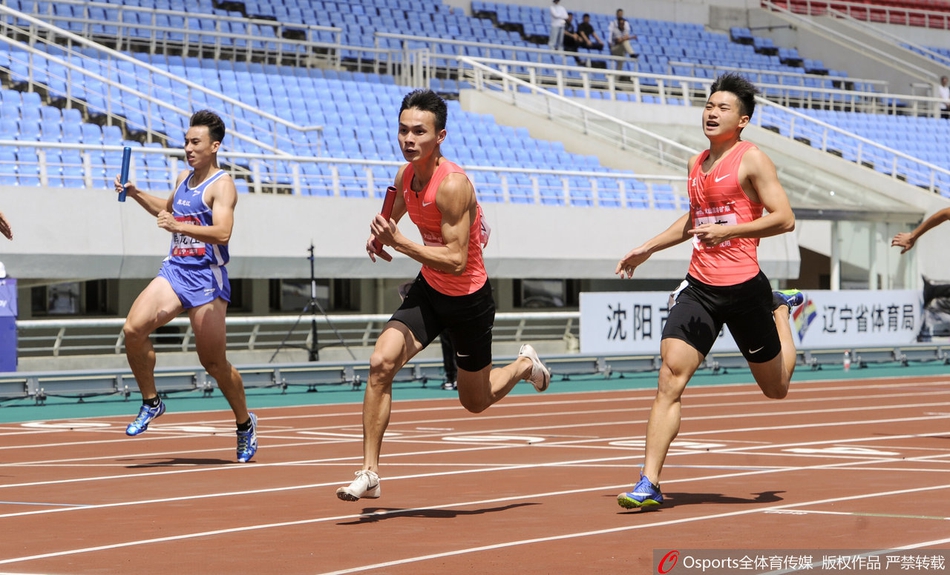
[765,0,950,29]
[0,3,690,208]
[2,0,949,201]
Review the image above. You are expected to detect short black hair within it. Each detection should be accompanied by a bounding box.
[399,89,448,132]
[582,13,591,18]
[190,109,226,144]
[709,72,758,119]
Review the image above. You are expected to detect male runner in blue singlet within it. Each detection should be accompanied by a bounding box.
[114,110,257,463]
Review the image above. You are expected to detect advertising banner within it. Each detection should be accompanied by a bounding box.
[580,289,922,354]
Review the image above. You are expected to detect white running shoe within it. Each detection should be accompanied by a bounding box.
[336,470,381,501]
[518,344,551,392]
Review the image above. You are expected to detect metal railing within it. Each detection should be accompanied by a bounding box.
[4,314,948,404]
[0,4,324,154]
[761,0,940,86]
[752,102,950,193]
[763,0,950,29]
[0,140,689,207]
[459,56,698,173]
[371,31,901,102]
[456,56,950,196]
[453,50,941,118]
[11,0,343,66]
[15,311,581,358]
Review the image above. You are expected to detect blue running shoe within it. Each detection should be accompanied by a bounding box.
[772,289,805,312]
[125,400,165,436]
[617,474,664,509]
[236,413,258,463]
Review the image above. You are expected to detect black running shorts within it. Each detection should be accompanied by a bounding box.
[661,271,781,363]
[390,273,495,372]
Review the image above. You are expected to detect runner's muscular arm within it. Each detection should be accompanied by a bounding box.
[617,153,701,278]
[374,172,474,275]
[689,148,794,248]
[156,174,237,245]
[615,212,692,279]
[891,207,950,254]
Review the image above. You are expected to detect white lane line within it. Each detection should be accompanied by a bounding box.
[2,411,948,492]
[4,476,945,570]
[1,382,947,446]
[766,508,950,521]
[0,454,627,519]
[4,394,949,463]
[0,373,943,426]
[767,536,950,575]
[2,440,948,523]
[316,517,950,575]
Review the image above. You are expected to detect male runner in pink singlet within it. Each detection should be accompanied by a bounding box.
[114,110,257,463]
[336,89,551,501]
[614,74,804,508]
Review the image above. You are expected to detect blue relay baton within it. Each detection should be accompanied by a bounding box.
[118,146,131,202]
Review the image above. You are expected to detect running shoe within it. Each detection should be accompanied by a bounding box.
[617,473,664,509]
[772,289,805,312]
[518,344,551,392]
[236,413,258,463]
[336,470,381,501]
[125,399,166,436]
[442,380,457,390]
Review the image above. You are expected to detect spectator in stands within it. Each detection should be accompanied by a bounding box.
[938,75,950,119]
[336,89,551,502]
[549,0,568,50]
[613,73,804,510]
[607,8,637,68]
[577,13,605,51]
[563,12,581,52]
[0,211,11,240]
[113,110,257,464]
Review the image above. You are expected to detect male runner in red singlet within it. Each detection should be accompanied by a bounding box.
[336,89,551,501]
[613,73,804,509]
[114,110,257,463]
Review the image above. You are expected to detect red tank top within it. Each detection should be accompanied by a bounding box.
[402,160,487,296]
[686,141,763,286]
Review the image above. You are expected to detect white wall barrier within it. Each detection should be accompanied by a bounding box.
[580,289,922,354]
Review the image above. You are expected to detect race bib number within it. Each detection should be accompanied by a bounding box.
[171,215,206,257]
[692,202,736,252]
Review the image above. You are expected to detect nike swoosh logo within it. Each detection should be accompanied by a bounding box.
[714,174,729,182]
[748,345,765,354]
[456,352,470,358]
[422,200,434,207]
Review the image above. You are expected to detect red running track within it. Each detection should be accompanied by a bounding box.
[1,376,949,574]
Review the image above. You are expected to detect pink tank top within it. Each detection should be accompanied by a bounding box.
[686,141,763,286]
[402,160,487,296]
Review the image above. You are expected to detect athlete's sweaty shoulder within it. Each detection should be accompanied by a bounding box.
[687,152,703,174]
[206,171,238,210]
[174,169,191,189]
[394,163,410,191]
[436,171,475,212]
[738,144,772,174]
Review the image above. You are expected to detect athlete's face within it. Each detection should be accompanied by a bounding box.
[703,91,749,141]
[183,125,220,168]
[398,108,445,163]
